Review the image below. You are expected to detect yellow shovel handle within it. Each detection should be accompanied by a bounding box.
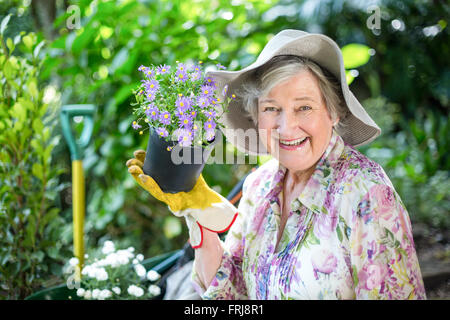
[72,160,85,280]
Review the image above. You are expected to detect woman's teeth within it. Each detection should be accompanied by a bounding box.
[280,137,308,146]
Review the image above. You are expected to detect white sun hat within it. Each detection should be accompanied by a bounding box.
[207,29,381,155]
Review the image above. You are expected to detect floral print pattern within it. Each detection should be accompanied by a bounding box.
[191,130,426,300]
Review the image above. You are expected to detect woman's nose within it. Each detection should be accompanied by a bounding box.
[277,111,298,135]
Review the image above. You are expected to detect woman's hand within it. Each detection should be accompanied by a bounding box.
[126,150,222,212]
[126,149,238,248]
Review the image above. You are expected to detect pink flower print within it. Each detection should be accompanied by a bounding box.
[371,185,395,221]
[312,249,338,279]
[313,207,338,240]
[358,262,388,291]
[398,204,415,245]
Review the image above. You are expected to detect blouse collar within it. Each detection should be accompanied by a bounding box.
[265,129,346,214]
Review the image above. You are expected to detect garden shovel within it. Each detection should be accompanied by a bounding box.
[60,104,95,281]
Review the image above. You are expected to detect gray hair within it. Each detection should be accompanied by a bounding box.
[237,55,349,130]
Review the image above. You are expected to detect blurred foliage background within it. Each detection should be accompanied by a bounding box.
[0,0,448,299]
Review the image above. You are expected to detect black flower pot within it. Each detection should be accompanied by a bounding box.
[142,128,221,193]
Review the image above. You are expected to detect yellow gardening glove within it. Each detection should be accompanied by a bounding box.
[126,150,238,248]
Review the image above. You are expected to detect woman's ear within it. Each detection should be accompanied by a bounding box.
[333,117,340,127]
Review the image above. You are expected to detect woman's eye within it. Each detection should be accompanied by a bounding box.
[298,105,312,111]
[263,106,278,112]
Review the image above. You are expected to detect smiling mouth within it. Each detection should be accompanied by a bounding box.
[279,137,308,146]
[278,137,309,150]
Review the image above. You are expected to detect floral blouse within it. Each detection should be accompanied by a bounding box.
[191,130,426,300]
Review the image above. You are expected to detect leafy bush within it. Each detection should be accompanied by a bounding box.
[40,0,267,258]
[361,97,450,229]
[0,15,71,299]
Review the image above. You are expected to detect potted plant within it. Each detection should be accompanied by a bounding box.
[130,61,232,193]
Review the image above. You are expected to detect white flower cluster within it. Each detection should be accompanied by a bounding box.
[148,284,161,296]
[70,240,162,300]
[77,288,112,300]
[127,285,144,297]
[81,242,136,281]
[126,284,161,298]
[81,265,109,281]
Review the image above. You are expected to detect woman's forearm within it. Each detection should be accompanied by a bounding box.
[194,228,223,289]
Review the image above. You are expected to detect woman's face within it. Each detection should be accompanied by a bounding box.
[257,69,337,174]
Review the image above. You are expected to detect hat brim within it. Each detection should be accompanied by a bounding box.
[207,30,381,155]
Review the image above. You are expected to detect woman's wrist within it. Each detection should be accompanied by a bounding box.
[194,228,223,288]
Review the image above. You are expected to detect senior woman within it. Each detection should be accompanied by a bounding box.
[127,30,426,300]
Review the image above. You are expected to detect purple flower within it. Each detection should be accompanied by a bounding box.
[145,104,159,120]
[197,95,210,109]
[216,63,226,70]
[200,85,214,97]
[192,122,200,132]
[176,62,187,72]
[204,119,216,131]
[175,108,187,118]
[205,128,216,142]
[143,79,159,93]
[188,109,197,118]
[156,64,171,75]
[175,69,188,82]
[204,77,217,88]
[190,70,202,81]
[138,65,154,78]
[159,111,171,125]
[140,66,155,79]
[132,121,142,130]
[175,96,192,112]
[189,64,202,81]
[145,91,156,102]
[204,109,216,118]
[177,128,193,147]
[190,64,202,73]
[156,127,169,138]
[178,113,193,128]
[222,84,229,96]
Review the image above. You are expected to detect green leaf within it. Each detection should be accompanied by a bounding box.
[113,83,135,105]
[40,208,60,235]
[306,229,320,245]
[336,225,343,242]
[31,250,45,263]
[110,47,129,73]
[6,37,14,54]
[42,127,50,142]
[33,40,45,58]
[22,34,35,51]
[72,25,97,56]
[341,43,371,69]
[28,79,39,101]
[30,139,44,156]
[3,59,16,79]
[11,101,26,122]
[352,265,359,287]
[32,118,44,135]
[43,144,53,163]
[32,163,43,180]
